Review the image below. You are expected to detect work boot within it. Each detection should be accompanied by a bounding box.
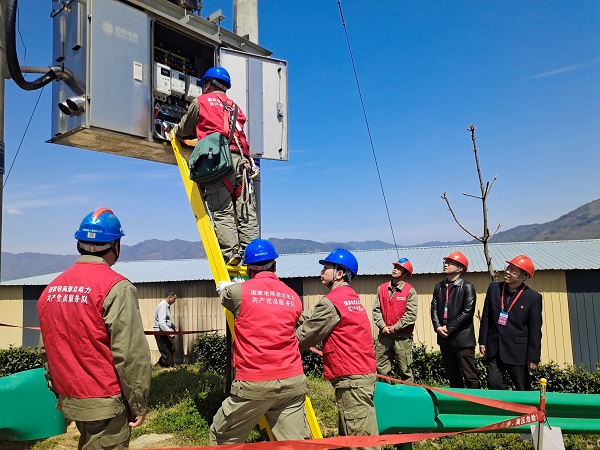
[226,252,242,266]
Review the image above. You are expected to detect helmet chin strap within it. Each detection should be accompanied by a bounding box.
[327,264,353,288]
[111,241,120,262]
[327,264,339,288]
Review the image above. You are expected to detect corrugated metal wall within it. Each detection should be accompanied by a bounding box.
[0,270,576,368]
[0,287,24,348]
[566,269,600,371]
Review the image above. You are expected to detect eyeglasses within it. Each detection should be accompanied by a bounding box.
[504,266,523,275]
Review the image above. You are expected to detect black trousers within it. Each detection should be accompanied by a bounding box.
[486,356,531,391]
[155,334,175,367]
[439,341,480,389]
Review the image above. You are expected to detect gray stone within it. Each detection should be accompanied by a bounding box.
[131,433,174,448]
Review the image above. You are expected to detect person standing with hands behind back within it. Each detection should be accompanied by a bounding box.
[478,255,542,391]
[37,208,151,450]
[431,251,480,389]
[154,290,178,367]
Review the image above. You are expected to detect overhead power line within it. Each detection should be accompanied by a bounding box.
[336,0,400,258]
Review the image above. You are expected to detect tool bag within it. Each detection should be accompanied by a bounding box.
[188,102,238,186]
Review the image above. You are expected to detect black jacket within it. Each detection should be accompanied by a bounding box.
[478,282,543,366]
[430,277,477,348]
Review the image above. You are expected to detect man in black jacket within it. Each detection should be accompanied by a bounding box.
[479,254,542,391]
[431,251,480,388]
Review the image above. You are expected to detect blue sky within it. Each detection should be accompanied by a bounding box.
[3,1,599,255]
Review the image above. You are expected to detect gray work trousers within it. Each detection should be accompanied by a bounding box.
[375,334,414,382]
[209,394,309,444]
[75,408,131,450]
[204,152,259,261]
[335,381,379,450]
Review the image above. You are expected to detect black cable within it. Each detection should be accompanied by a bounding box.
[17,4,26,67]
[3,86,45,187]
[5,0,56,90]
[336,0,400,258]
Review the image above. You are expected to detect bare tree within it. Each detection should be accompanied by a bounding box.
[441,124,500,281]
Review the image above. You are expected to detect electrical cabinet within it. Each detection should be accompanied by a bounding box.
[49,0,288,163]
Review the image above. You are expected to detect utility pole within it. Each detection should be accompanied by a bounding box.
[0,0,7,281]
[233,0,258,43]
[233,0,261,235]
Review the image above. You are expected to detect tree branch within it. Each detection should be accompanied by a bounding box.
[489,222,502,240]
[441,192,480,241]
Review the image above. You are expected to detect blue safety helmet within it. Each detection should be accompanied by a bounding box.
[319,248,359,278]
[243,239,278,265]
[200,66,231,90]
[74,208,125,243]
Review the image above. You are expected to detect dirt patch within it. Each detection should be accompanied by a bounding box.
[0,422,189,450]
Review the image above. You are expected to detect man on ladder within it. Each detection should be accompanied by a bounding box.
[172,66,259,266]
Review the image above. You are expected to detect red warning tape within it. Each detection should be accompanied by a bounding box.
[1,328,544,447]
[0,322,41,331]
[152,409,543,450]
[0,322,218,336]
[147,329,220,336]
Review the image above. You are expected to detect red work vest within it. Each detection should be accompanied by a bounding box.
[37,261,127,398]
[235,272,304,381]
[322,286,376,380]
[379,281,415,334]
[196,92,251,158]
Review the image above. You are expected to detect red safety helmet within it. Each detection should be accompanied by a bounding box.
[506,254,535,278]
[392,258,413,277]
[443,251,469,272]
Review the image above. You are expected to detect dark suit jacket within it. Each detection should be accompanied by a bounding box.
[431,277,477,348]
[478,282,543,366]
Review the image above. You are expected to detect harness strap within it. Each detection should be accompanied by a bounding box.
[221,177,244,201]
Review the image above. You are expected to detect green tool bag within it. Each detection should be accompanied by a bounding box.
[188,103,238,185]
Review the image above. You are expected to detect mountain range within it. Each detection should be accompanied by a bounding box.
[3,199,599,281]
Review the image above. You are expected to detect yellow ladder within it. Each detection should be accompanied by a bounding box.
[171,137,323,440]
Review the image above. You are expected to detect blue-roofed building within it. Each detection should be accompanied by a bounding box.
[2,239,600,371]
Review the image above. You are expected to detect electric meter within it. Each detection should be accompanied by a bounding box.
[171,69,186,96]
[186,75,203,100]
[154,62,171,98]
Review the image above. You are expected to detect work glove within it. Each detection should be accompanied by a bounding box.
[232,276,245,284]
[163,123,176,141]
[216,281,235,294]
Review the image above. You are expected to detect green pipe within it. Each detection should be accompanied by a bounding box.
[0,368,65,441]
[374,382,600,435]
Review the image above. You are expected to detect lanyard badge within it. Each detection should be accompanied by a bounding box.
[498,283,525,327]
[498,311,509,326]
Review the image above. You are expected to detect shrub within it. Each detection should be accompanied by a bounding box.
[302,346,323,377]
[532,362,600,394]
[192,333,227,373]
[0,345,42,377]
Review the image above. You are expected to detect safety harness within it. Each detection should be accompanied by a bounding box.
[218,96,254,205]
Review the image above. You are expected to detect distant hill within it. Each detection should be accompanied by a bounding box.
[474,199,600,243]
[2,252,79,282]
[3,198,599,281]
[268,238,400,253]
